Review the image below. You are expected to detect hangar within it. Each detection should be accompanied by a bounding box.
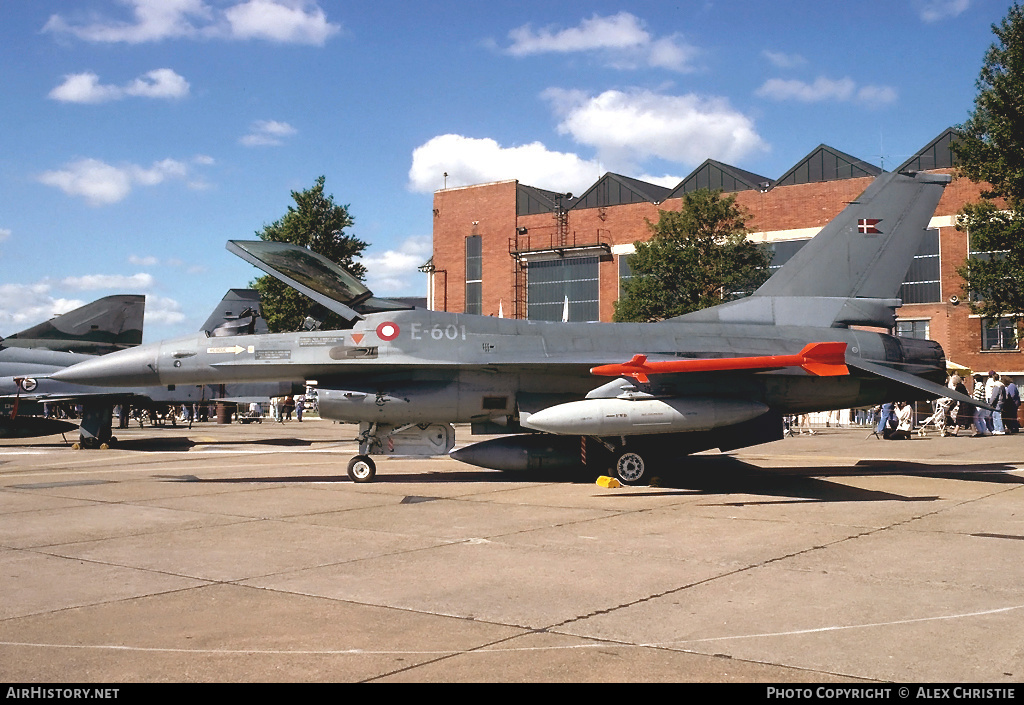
[426,128,1021,376]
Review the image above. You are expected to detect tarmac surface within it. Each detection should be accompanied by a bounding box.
[1,418,1023,683]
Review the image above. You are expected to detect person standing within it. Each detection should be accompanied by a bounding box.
[987,371,1006,435]
[972,374,990,436]
[1003,376,1020,434]
[875,402,895,438]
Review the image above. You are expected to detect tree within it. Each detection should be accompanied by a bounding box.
[613,189,771,322]
[953,3,1024,320]
[252,176,368,332]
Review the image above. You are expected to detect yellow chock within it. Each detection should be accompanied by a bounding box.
[596,476,621,489]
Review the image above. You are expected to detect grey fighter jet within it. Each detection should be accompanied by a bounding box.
[2,290,295,445]
[53,170,975,483]
[0,294,144,377]
[0,295,144,438]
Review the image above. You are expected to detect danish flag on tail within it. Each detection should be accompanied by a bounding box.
[857,218,881,234]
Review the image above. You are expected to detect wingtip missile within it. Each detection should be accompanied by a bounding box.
[591,342,849,381]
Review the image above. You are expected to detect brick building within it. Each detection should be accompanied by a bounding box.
[426,128,1022,377]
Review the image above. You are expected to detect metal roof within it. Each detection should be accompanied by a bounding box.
[896,127,958,173]
[666,159,772,197]
[774,144,882,186]
[570,173,673,210]
[516,183,577,216]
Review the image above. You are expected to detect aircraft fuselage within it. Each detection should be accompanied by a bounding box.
[52,307,945,426]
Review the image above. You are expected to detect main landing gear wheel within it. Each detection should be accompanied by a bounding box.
[347,455,377,483]
[613,451,648,485]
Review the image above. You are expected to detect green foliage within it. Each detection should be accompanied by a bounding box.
[956,201,1024,318]
[252,176,368,332]
[613,189,771,322]
[954,4,1024,319]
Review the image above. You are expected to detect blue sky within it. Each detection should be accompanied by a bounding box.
[0,0,1011,341]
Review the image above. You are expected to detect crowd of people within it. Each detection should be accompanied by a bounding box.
[877,370,1020,439]
[787,370,1021,440]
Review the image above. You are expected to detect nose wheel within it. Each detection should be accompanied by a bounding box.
[347,455,377,483]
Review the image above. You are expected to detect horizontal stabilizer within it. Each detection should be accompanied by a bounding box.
[591,342,849,384]
[848,358,993,411]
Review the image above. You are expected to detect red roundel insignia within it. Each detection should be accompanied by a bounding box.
[376,322,400,341]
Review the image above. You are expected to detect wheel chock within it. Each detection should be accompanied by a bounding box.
[596,475,621,488]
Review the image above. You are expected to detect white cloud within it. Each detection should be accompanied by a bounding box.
[756,76,856,102]
[129,255,159,266]
[408,134,601,194]
[125,68,190,98]
[0,228,11,243]
[508,12,650,54]
[223,0,340,45]
[38,157,202,205]
[0,283,92,334]
[505,12,698,72]
[544,87,767,171]
[43,0,211,43]
[635,173,684,189]
[916,0,971,22]
[43,0,340,46]
[48,72,123,103]
[144,295,186,325]
[240,120,297,146]
[60,273,156,291]
[761,50,807,69]
[756,76,898,107]
[361,236,432,294]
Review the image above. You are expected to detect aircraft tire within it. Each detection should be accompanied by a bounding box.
[613,450,649,485]
[347,455,377,483]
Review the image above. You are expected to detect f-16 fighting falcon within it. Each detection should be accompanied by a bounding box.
[52,170,978,484]
[0,294,144,439]
[2,290,294,445]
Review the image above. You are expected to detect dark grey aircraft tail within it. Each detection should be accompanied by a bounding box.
[200,289,267,337]
[678,170,951,328]
[1,295,145,355]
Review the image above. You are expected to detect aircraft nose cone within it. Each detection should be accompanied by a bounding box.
[50,345,160,387]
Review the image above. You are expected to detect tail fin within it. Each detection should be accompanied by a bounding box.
[2,295,145,355]
[677,171,950,328]
[200,289,267,337]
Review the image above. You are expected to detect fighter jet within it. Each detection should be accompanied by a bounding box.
[0,295,144,438]
[53,170,975,483]
[0,294,144,376]
[2,290,296,445]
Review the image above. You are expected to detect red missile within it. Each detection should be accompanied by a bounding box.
[590,342,849,383]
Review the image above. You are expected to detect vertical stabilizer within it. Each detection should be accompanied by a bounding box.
[201,289,267,337]
[754,171,950,299]
[676,171,950,328]
[2,295,145,355]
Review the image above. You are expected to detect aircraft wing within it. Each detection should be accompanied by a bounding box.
[846,358,993,411]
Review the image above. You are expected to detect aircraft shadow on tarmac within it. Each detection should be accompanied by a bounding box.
[103,436,316,451]
[151,453,1023,504]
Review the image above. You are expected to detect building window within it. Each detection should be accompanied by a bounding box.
[618,254,633,297]
[981,318,1019,351]
[896,319,930,340]
[899,229,941,304]
[527,256,600,322]
[967,230,1010,303]
[465,235,482,315]
[767,239,809,273]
